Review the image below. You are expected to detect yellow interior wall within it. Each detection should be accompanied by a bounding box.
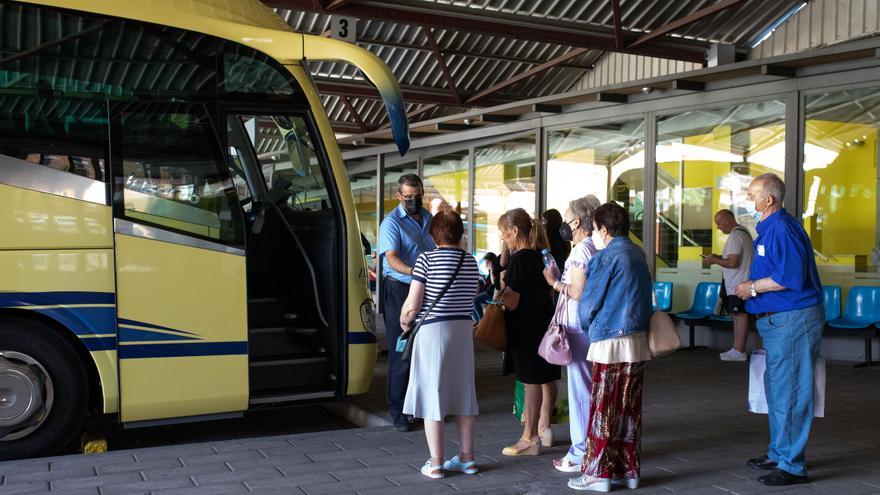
[804,120,877,258]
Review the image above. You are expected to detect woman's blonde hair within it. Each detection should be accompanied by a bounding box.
[498,208,549,251]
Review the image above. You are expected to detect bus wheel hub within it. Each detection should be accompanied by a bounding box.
[0,352,53,441]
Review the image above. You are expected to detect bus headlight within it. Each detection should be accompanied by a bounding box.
[359,298,376,333]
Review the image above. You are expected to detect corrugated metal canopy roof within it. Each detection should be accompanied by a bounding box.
[267,0,805,141]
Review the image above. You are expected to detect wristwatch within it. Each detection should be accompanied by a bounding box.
[750,282,758,298]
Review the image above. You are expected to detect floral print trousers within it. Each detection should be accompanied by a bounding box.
[581,362,644,479]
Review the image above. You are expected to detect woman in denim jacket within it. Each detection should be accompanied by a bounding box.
[568,202,653,493]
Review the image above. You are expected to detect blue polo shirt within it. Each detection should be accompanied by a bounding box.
[745,208,822,314]
[378,204,435,284]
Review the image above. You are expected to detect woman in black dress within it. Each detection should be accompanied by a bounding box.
[498,208,560,456]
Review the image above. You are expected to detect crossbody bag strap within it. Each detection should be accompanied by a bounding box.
[412,250,466,332]
[403,250,466,358]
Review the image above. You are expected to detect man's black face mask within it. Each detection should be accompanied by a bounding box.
[403,195,423,215]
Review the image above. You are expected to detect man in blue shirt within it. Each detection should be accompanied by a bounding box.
[378,174,435,432]
[735,173,824,487]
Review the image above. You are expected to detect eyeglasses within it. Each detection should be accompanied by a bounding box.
[400,194,423,201]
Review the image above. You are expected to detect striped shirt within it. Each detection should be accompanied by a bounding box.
[411,247,480,325]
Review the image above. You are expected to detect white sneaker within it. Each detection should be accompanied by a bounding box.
[720,348,747,361]
[568,475,611,492]
[612,477,640,489]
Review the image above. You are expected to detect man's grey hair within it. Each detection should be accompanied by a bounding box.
[569,194,602,233]
[755,173,786,204]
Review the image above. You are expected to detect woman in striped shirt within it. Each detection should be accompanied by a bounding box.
[400,208,481,479]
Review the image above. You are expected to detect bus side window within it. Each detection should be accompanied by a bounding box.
[117,105,245,246]
[0,95,107,183]
[236,114,330,211]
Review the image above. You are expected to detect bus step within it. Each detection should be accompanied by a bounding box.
[249,357,328,391]
[248,326,322,359]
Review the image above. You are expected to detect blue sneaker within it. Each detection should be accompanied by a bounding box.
[443,455,478,475]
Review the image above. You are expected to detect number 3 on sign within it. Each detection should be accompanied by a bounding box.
[331,15,357,43]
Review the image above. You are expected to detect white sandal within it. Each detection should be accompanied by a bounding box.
[553,457,582,473]
[420,460,445,479]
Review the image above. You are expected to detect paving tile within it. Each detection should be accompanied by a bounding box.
[99,477,194,495]
[0,480,49,494]
[140,463,231,482]
[297,476,395,495]
[151,483,251,495]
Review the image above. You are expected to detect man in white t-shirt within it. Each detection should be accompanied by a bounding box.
[703,209,754,361]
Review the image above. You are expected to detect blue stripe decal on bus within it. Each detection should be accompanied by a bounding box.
[119,327,200,342]
[117,318,199,336]
[81,337,117,351]
[0,291,115,307]
[118,341,248,359]
[348,332,377,344]
[34,307,117,336]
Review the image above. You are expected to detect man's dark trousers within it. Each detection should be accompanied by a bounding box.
[384,276,411,421]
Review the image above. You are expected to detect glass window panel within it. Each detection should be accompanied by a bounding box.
[383,162,418,216]
[350,169,378,248]
[423,150,469,247]
[804,88,880,271]
[474,135,536,257]
[656,100,785,268]
[0,95,107,181]
[119,103,244,245]
[237,115,331,212]
[547,120,645,242]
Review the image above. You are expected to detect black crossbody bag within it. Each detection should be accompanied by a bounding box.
[402,250,466,361]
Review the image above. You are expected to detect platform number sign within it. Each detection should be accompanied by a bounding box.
[331,16,357,43]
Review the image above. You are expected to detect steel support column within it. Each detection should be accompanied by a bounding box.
[644,112,658,277]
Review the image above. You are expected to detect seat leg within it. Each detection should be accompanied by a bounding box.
[680,321,708,351]
[855,334,877,368]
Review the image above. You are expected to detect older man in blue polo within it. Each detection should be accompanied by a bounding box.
[735,173,823,487]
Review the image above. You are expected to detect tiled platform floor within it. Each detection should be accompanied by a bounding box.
[1,348,878,494]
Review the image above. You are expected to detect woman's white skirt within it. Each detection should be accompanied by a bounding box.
[402,318,479,421]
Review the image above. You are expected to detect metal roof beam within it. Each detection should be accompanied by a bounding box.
[466,48,590,104]
[629,0,750,48]
[339,96,368,133]
[267,0,707,62]
[611,0,624,50]
[354,36,595,69]
[423,28,462,104]
[325,0,350,11]
[313,79,508,106]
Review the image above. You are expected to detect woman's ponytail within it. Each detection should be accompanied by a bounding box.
[529,217,550,251]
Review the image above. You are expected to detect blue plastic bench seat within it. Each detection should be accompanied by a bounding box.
[826,286,880,367]
[674,282,721,349]
[823,285,841,323]
[653,281,672,312]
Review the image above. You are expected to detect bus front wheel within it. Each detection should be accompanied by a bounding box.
[0,319,88,460]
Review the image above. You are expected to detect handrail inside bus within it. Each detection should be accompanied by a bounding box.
[302,35,410,156]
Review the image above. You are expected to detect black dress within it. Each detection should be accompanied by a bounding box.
[504,249,560,384]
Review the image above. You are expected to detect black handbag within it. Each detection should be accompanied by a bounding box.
[402,250,466,360]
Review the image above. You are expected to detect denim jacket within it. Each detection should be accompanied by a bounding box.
[578,236,653,343]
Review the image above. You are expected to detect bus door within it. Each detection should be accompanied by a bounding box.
[111,102,250,423]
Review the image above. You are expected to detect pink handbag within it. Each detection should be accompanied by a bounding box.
[538,298,571,365]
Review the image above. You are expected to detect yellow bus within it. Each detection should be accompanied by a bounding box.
[0,0,409,459]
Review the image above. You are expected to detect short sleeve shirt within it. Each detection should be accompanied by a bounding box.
[378,204,435,284]
[560,238,597,331]
[411,248,479,325]
[744,209,823,314]
[721,226,754,293]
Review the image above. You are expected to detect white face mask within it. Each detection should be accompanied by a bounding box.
[593,229,608,250]
[745,196,763,221]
